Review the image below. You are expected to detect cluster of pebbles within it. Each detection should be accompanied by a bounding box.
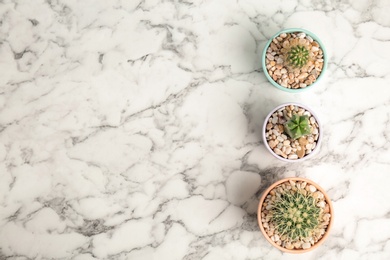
[265,32,324,89]
[265,105,319,160]
[260,180,331,250]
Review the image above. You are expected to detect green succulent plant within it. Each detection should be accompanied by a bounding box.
[284,114,311,140]
[287,45,309,68]
[270,189,321,241]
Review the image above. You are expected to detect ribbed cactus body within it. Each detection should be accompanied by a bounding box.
[287,45,309,68]
[284,115,311,139]
[270,189,321,241]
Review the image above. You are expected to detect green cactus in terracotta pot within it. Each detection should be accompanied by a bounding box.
[284,114,311,140]
[270,188,322,241]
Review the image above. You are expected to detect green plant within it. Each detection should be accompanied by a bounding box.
[286,45,309,68]
[270,189,321,241]
[284,114,311,140]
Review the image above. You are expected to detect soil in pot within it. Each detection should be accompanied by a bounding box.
[265,104,319,160]
[260,179,332,251]
[265,31,324,89]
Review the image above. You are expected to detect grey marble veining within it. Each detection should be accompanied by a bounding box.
[1,0,390,259]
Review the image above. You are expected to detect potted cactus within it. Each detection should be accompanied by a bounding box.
[258,177,333,253]
[262,28,327,92]
[262,102,322,162]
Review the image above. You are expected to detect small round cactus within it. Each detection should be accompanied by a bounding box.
[284,114,311,140]
[270,189,321,241]
[286,45,309,68]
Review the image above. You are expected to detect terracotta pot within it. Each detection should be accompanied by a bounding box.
[257,177,334,253]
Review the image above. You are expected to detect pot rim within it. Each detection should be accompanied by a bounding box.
[261,28,328,93]
[262,102,322,162]
[257,177,334,254]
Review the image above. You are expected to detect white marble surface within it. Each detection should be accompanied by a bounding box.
[1,0,390,259]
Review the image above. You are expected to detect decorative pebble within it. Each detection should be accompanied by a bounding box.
[302,242,311,249]
[324,204,330,213]
[285,242,293,250]
[317,201,325,208]
[299,137,308,146]
[297,147,305,158]
[298,73,309,80]
[266,53,275,61]
[293,241,302,249]
[309,185,317,192]
[274,148,282,155]
[288,154,298,159]
[323,213,331,222]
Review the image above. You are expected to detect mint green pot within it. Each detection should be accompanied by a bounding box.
[261,28,328,93]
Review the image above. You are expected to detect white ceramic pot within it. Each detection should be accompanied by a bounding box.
[262,102,322,162]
